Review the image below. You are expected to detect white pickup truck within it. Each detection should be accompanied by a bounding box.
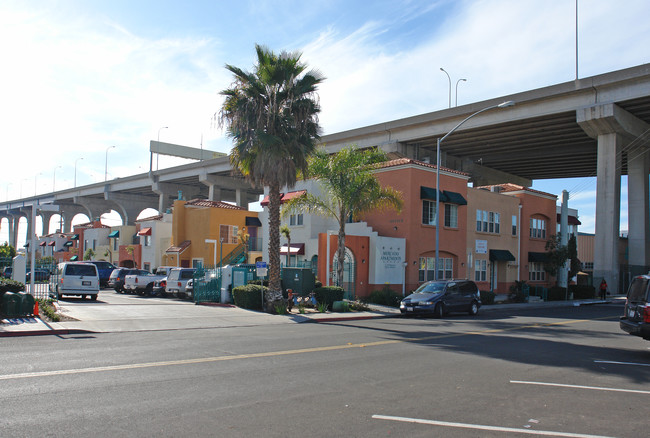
[124,266,175,296]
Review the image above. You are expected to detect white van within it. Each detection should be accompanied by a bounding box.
[49,262,100,300]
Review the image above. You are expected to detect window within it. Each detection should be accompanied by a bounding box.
[219,225,239,244]
[143,263,150,272]
[529,262,546,281]
[113,238,119,251]
[419,257,453,281]
[476,210,500,234]
[512,215,517,236]
[289,214,304,226]
[530,218,547,239]
[144,235,152,247]
[422,200,437,226]
[444,204,458,228]
[475,259,487,282]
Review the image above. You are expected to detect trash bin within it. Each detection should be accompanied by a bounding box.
[19,292,35,317]
[1,292,21,318]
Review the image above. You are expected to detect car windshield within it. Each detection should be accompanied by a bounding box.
[413,281,446,294]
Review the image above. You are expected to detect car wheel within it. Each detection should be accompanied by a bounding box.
[145,284,154,296]
[434,303,444,319]
[468,301,479,316]
[91,295,97,301]
[82,295,87,299]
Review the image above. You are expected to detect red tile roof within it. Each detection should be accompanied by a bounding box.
[166,240,191,253]
[374,158,470,177]
[475,183,556,198]
[184,199,246,210]
[260,190,307,207]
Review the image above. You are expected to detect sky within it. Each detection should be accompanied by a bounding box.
[1,0,649,246]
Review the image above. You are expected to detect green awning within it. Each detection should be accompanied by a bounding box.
[70,255,78,261]
[420,186,445,201]
[528,252,549,263]
[443,190,467,205]
[71,234,79,240]
[489,249,516,262]
[64,241,73,247]
[108,230,120,238]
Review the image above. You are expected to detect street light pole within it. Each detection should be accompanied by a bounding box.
[105,145,116,182]
[440,68,451,108]
[74,157,84,188]
[53,165,62,192]
[34,172,42,196]
[435,100,515,280]
[455,78,467,106]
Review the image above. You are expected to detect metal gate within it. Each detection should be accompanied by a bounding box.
[331,250,356,300]
[193,267,222,304]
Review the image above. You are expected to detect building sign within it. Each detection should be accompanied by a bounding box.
[475,240,488,254]
[373,236,406,284]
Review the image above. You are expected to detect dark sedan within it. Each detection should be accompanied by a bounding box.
[400,279,481,317]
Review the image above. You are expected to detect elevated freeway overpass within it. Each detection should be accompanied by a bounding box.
[2,63,650,291]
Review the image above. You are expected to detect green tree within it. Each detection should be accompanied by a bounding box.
[280,224,291,267]
[219,44,324,310]
[567,234,581,279]
[0,242,16,259]
[84,248,95,261]
[544,234,568,280]
[282,146,403,287]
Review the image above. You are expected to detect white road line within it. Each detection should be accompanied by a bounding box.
[594,360,650,367]
[511,380,650,395]
[372,415,617,438]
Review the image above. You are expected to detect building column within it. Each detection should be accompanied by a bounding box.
[593,133,622,291]
[627,144,650,267]
[208,185,222,202]
[40,212,54,236]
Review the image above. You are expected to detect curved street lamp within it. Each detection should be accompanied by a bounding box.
[53,165,62,192]
[440,68,451,109]
[74,157,84,188]
[435,100,515,280]
[455,78,467,107]
[105,145,116,181]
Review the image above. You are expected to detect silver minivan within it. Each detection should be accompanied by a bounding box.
[49,262,100,300]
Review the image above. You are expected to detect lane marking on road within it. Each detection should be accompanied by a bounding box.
[0,317,603,381]
[372,414,617,438]
[510,380,650,395]
[594,360,650,367]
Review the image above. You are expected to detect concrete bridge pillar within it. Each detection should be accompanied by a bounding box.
[578,103,650,292]
[627,144,650,267]
[40,212,55,236]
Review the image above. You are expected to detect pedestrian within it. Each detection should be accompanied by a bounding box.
[599,279,608,300]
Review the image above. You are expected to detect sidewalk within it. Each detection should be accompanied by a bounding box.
[0,296,625,337]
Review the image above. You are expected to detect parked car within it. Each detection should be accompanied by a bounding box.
[400,279,481,317]
[2,267,13,278]
[49,262,100,300]
[26,268,51,282]
[620,274,650,341]
[165,268,196,299]
[108,268,138,293]
[81,261,116,288]
[124,269,166,296]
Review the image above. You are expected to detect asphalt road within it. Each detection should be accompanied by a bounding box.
[1,302,647,438]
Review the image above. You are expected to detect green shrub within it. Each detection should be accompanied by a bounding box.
[366,286,401,307]
[480,290,495,305]
[313,286,344,309]
[247,279,269,287]
[232,284,265,310]
[508,280,527,303]
[547,286,568,301]
[569,284,595,299]
[0,278,25,294]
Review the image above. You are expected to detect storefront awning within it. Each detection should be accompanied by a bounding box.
[556,214,582,225]
[166,240,191,254]
[108,230,120,238]
[528,252,549,263]
[71,234,79,240]
[420,186,467,205]
[280,243,305,255]
[64,241,74,247]
[48,241,56,246]
[137,227,152,236]
[489,249,515,262]
[245,216,262,227]
[39,241,47,247]
[70,255,78,261]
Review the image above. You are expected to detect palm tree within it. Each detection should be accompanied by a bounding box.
[282,146,403,287]
[280,224,291,267]
[219,44,324,310]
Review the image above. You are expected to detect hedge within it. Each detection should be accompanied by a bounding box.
[569,284,596,299]
[480,290,495,305]
[232,284,266,310]
[0,278,25,294]
[313,286,344,310]
[367,286,401,307]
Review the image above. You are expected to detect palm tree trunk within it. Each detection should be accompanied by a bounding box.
[336,225,346,288]
[266,181,283,310]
